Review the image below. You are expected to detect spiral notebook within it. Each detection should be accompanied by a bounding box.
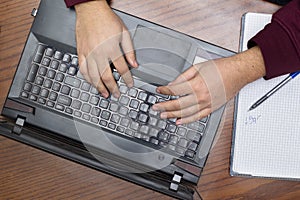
[230,12,300,180]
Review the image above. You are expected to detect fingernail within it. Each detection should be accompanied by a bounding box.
[176,119,182,125]
[156,88,161,93]
[152,105,159,110]
[133,60,138,67]
[168,81,174,86]
[160,112,167,119]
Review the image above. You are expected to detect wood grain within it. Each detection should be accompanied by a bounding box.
[1,0,300,199]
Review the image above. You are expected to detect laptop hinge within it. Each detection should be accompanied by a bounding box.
[31,8,38,17]
[169,173,183,192]
[12,117,26,135]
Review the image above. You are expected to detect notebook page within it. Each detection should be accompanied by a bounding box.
[231,13,300,179]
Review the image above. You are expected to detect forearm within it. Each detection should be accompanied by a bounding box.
[217,46,266,100]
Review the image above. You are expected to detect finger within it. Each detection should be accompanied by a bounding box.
[87,57,102,88]
[93,56,110,98]
[153,94,201,112]
[160,104,203,119]
[100,62,120,97]
[121,27,138,68]
[169,65,198,85]
[112,51,134,87]
[157,81,194,96]
[78,55,91,83]
[176,107,211,125]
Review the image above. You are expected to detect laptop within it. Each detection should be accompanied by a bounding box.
[0,0,235,199]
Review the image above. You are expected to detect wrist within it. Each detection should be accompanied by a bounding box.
[75,0,109,13]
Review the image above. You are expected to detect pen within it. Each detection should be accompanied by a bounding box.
[248,71,300,111]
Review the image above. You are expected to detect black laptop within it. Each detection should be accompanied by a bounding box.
[0,0,235,199]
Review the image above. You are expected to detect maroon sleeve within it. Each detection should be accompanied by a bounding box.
[64,0,92,8]
[248,0,300,79]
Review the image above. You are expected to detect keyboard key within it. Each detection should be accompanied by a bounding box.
[52,82,61,92]
[59,63,68,73]
[186,130,202,143]
[109,103,119,112]
[111,114,121,123]
[147,95,157,104]
[169,135,179,145]
[54,51,63,60]
[40,88,49,98]
[45,47,54,57]
[129,99,139,109]
[157,120,167,129]
[137,91,148,101]
[55,73,65,82]
[71,57,78,66]
[81,82,91,91]
[119,85,128,94]
[27,64,39,82]
[81,103,92,113]
[65,76,81,88]
[128,88,138,97]
[100,120,108,127]
[80,92,90,102]
[148,117,158,126]
[118,106,128,116]
[33,54,42,63]
[23,83,32,91]
[108,123,116,130]
[21,92,29,98]
[119,96,130,105]
[68,66,77,75]
[91,107,101,117]
[187,121,205,132]
[138,113,149,123]
[149,128,159,137]
[89,96,100,105]
[38,66,47,76]
[99,99,109,109]
[139,103,149,113]
[101,110,111,120]
[46,101,55,108]
[91,117,99,124]
[66,107,73,115]
[38,98,46,105]
[55,104,65,111]
[167,123,177,133]
[29,95,37,101]
[43,79,53,88]
[47,69,56,79]
[49,92,58,101]
[31,85,41,95]
[176,127,187,137]
[129,110,138,119]
[41,57,51,66]
[70,88,80,98]
[158,131,169,142]
[82,113,91,121]
[74,110,82,117]
[178,138,188,148]
[57,95,72,106]
[71,99,82,110]
[130,121,139,131]
[36,44,46,54]
[62,54,71,62]
[120,118,130,127]
[34,77,43,88]
[185,150,195,159]
[50,60,59,69]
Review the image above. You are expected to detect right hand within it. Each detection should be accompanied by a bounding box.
[75,0,138,98]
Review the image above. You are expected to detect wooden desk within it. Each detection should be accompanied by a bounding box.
[1,0,299,199]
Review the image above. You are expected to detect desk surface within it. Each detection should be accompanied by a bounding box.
[1,1,299,199]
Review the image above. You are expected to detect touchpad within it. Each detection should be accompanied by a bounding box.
[133,25,191,83]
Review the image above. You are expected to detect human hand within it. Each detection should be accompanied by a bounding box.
[152,46,266,124]
[75,1,138,98]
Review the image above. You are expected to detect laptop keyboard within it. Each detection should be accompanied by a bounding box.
[20,44,210,160]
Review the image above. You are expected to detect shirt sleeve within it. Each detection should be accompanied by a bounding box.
[64,0,92,8]
[248,0,300,79]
